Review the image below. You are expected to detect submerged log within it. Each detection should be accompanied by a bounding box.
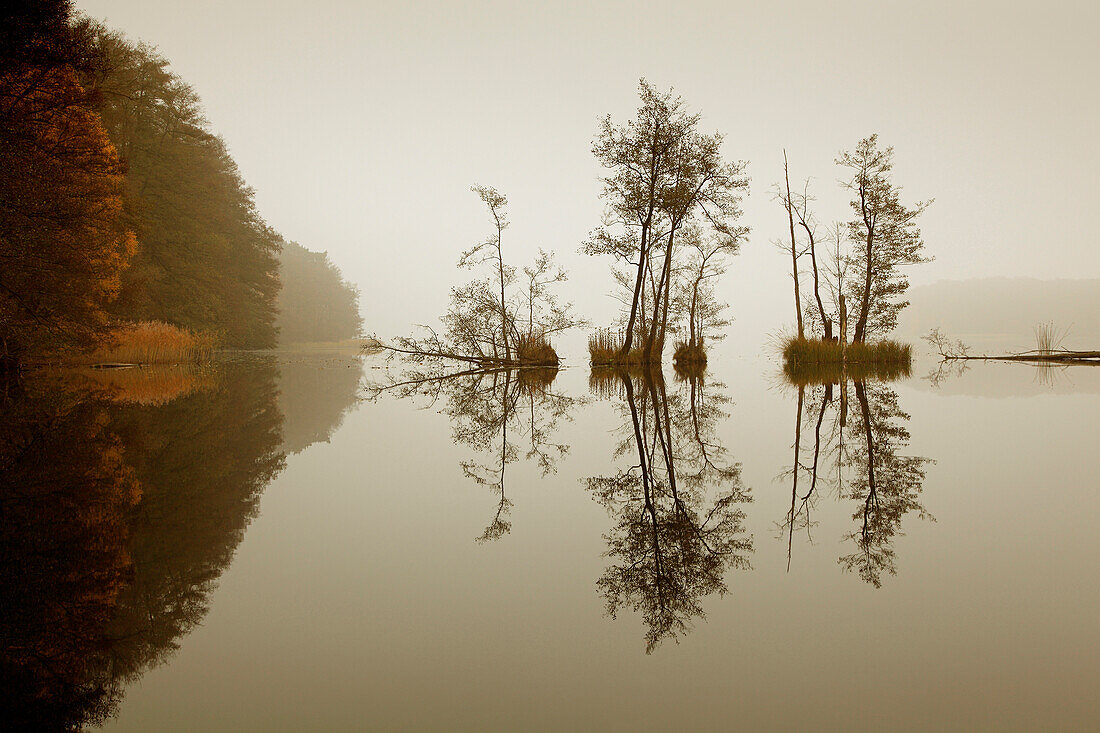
[944,350,1100,363]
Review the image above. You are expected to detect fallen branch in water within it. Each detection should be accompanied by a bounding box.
[923,328,1100,364]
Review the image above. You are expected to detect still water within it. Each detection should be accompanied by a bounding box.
[2,344,1097,731]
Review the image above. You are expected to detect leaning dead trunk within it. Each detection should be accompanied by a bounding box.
[784,151,804,339]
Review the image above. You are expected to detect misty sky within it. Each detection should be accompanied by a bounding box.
[77,0,1100,342]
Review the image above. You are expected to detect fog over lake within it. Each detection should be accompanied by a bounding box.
[3,1,1098,731]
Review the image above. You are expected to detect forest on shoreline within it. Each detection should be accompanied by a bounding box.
[1,2,362,372]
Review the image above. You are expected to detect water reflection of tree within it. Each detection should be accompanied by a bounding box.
[0,361,289,727]
[0,381,140,729]
[587,366,752,652]
[103,360,285,680]
[368,364,578,542]
[780,365,931,587]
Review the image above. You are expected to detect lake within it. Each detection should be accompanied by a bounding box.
[2,344,1097,731]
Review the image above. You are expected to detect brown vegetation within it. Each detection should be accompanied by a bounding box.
[783,356,912,387]
[589,328,648,367]
[673,339,707,366]
[79,366,215,405]
[783,336,911,368]
[514,333,559,366]
[85,322,217,365]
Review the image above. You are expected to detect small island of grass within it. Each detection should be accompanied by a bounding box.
[782,336,911,370]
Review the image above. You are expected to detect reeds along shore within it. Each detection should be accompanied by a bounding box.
[88,321,217,365]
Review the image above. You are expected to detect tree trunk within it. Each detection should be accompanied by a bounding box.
[784,151,803,339]
[854,229,873,343]
[645,228,675,361]
[800,222,831,340]
[689,275,700,346]
[621,223,649,357]
[496,230,510,361]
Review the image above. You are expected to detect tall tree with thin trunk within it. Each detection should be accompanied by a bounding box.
[586,80,748,361]
[837,136,931,343]
[782,151,804,339]
[465,186,512,361]
[791,180,832,340]
[586,81,685,358]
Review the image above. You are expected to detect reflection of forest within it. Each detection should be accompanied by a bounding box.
[276,354,364,454]
[0,357,361,728]
[780,368,931,587]
[587,367,752,652]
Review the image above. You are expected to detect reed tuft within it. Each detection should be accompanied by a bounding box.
[89,321,217,365]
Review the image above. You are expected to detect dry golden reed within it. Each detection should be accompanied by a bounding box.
[89,321,217,365]
[588,327,649,366]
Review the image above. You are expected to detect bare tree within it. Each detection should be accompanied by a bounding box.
[781,150,805,338]
[386,188,581,367]
[790,179,832,340]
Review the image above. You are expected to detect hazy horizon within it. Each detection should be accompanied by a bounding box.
[74,0,1100,342]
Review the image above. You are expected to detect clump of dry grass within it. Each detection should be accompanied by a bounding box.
[672,339,707,366]
[1033,321,1070,356]
[514,333,559,366]
[90,321,217,365]
[588,327,650,366]
[782,336,911,368]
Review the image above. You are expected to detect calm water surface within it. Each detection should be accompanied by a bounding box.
[3,345,1097,731]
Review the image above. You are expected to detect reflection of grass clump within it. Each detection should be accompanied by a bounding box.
[515,365,559,392]
[782,336,911,386]
[783,358,912,386]
[673,358,706,382]
[588,363,663,398]
[515,333,559,366]
[84,366,215,406]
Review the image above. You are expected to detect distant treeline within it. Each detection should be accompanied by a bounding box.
[0,2,360,369]
[276,241,362,344]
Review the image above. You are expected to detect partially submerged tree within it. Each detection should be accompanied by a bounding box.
[779,151,805,339]
[585,80,748,363]
[462,186,514,361]
[386,186,583,367]
[837,135,931,343]
[775,158,835,341]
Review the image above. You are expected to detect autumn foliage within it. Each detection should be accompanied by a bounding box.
[0,11,136,366]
